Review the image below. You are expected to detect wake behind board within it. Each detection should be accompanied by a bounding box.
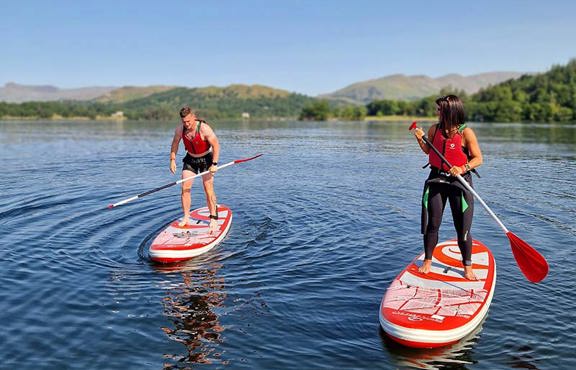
[379,239,496,348]
[149,205,232,263]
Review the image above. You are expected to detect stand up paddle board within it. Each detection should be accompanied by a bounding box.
[379,239,496,348]
[149,205,232,263]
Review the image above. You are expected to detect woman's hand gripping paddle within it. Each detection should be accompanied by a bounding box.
[409,122,548,283]
[108,154,263,209]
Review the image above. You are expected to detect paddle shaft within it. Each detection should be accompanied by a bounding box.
[418,133,509,233]
[109,154,262,208]
[411,122,547,283]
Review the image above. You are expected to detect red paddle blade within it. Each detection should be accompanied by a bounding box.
[409,121,418,130]
[507,231,549,283]
[234,153,263,164]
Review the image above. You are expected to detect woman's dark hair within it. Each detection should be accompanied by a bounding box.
[436,95,465,132]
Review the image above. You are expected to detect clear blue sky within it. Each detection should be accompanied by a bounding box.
[1,0,575,96]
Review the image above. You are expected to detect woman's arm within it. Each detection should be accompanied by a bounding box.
[463,127,483,171]
[414,124,437,154]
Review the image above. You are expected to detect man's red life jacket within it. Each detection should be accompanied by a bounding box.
[183,120,211,154]
[429,124,468,171]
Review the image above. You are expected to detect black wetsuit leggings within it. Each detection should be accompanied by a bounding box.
[421,175,474,266]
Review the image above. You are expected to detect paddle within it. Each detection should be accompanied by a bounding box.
[108,153,263,209]
[409,122,548,283]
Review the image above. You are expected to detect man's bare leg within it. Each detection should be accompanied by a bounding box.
[202,173,218,232]
[178,170,194,227]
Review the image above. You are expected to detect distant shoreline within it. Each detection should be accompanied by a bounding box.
[364,115,436,122]
[0,114,126,121]
[2,115,573,125]
[0,114,437,122]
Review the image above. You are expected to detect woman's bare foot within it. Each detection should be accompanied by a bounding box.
[464,266,478,280]
[418,259,432,274]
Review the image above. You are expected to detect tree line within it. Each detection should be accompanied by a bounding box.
[0,89,315,121]
[299,101,368,121]
[2,60,575,123]
[0,101,116,119]
[356,59,576,123]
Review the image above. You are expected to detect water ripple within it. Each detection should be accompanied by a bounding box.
[0,120,574,369]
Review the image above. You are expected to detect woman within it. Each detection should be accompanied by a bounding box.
[413,95,483,280]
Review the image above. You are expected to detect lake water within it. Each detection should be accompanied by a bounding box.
[0,119,574,369]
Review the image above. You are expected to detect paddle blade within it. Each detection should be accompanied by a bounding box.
[507,231,549,283]
[234,153,263,164]
[409,121,417,131]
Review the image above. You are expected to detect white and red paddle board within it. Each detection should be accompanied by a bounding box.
[379,239,496,348]
[149,205,232,263]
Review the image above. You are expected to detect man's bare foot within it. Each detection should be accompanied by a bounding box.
[464,266,478,280]
[208,219,218,234]
[418,259,432,274]
[178,218,191,227]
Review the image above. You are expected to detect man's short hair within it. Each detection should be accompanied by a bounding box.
[179,106,193,118]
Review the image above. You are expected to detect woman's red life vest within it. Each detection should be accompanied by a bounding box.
[429,124,468,171]
[182,120,211,154]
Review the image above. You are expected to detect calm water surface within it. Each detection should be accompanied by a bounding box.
[0,120,575,369]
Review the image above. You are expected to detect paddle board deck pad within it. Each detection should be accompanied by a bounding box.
[379,239,496,348]
[149,205,232,263]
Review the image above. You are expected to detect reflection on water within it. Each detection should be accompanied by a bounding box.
[477,122,576,145]
[381,322,484,369]
[0,119,574,369]
[505,344,541,370]
[381,309,543,370]
[2,120,574,146]
[155,263,227,368]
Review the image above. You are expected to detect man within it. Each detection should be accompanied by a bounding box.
[170,106,220,231]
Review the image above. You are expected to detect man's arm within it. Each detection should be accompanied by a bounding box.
[170,125,183,174]
[202,124,220,165]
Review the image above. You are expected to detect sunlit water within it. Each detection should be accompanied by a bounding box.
[0,120,574,369]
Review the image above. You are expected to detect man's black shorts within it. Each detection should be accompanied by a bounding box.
[182,152,213,174]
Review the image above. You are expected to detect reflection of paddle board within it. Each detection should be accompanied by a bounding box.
[379,239,496,348]
[149,205,232,263]
[385,316,485,369]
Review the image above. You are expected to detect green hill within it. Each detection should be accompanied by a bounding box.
[0,84,316,120]
[94,85,177,103]
[363,60,576,123]
[0,82,115,103]
[118,84,314,120]
[467,60,576,122]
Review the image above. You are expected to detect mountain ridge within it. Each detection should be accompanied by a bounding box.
[0,82,116,103]
[320,71,527,104]
[2,71,527,104]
